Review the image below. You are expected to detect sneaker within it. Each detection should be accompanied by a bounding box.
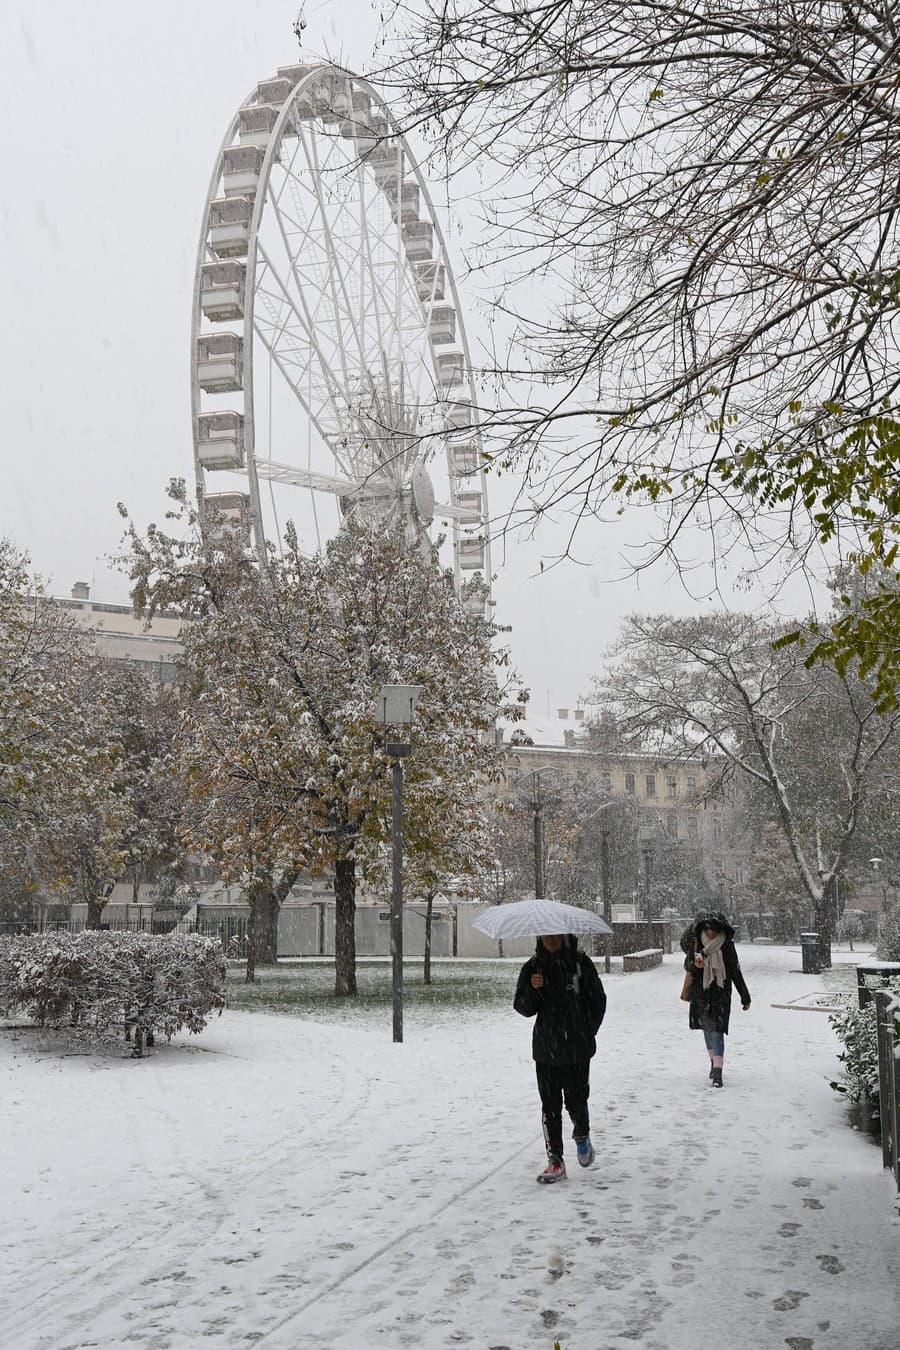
[537,1154,567,1184]
[575,1135,595,1168]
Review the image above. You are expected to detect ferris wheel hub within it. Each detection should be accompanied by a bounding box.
[410,462,435,526]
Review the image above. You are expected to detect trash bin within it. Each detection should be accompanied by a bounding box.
[800,931,821,974]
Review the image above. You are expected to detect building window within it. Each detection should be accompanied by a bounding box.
[734,863,744,885]
[667,813,678,839]
[600,771,612,794]
[666,776,677,799]
[687,776,696,794]
[687,815,698,839]
[625,772,635,795]
[712,817,723,842]
[645,774,656,798]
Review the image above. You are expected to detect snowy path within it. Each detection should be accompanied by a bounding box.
[1,945,898,1350]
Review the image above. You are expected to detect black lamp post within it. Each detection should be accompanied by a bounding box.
[376,684,424,1044]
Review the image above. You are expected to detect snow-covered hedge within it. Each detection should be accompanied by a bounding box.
[0,931,226,1054]
[829,1000,881,1105]
[829,977,900,1107]
[876,908,900,961]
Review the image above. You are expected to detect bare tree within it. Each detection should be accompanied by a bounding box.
[384,2,900,581]
[598,611,900,958]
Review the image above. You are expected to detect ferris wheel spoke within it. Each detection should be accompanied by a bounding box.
[254,245,357,478]
[303,127,378,415]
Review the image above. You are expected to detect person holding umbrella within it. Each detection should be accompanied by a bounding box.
[514,932,608,1184]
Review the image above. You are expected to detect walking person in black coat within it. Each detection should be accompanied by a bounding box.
[680,913,751,1087]
[514,934,607,1183]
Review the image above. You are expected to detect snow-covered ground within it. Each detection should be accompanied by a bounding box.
[1,944,898,1350]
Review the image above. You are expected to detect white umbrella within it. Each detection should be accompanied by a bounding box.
[472,897,613,940]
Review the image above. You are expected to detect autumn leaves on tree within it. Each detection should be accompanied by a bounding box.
[122,485,525,991]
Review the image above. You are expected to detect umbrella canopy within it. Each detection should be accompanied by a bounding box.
[472,897,613,940]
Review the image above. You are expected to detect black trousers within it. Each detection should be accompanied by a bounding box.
[536,1061,591,1158]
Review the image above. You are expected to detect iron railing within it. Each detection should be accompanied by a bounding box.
[874,990,900,1195]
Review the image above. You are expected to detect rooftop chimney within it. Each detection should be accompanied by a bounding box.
[558,707,569,720]
[574,708,585,721]
[71,582,90,600]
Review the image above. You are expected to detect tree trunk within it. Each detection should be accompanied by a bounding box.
[424,892,433,985]
[334,857,357,996]
[244,865,299,982]
[86,897,107,929]
[249,887,280,965]
[816,882,835,969]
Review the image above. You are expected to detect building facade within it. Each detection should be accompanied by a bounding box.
[498,705,753,917]
[56,581,181,682]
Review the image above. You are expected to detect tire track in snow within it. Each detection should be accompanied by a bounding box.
[4,1020,371,1349]
[253,1131,542,1346]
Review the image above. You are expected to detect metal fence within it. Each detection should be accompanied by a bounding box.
[188,917,250,958]
[874,990,900,1195]
[0,918,180,938]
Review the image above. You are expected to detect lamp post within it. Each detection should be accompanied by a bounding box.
[376,684,424,1044]
[576,796,616,973]
[517,767,558,900]
[870,855,890,931]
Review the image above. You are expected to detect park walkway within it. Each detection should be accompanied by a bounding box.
[0,944,897,1349]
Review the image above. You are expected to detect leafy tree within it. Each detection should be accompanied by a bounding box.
[115,672,184,911]
[362,764,498,984]
[122,488,523,992]
[598,611,900,957]
[386,3,900,655]
[0,541,125,921]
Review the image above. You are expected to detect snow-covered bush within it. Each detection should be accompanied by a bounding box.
[0,931,226,1052]
[829,977,900,1107]
[875,907,900,961]
[828,1001,881,1105]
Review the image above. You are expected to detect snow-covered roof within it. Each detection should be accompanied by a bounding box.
[499,708,590,750]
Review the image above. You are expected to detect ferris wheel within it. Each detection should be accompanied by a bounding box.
[190,62,491,615]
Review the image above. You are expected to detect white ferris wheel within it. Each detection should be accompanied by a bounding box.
[191,62,491,615]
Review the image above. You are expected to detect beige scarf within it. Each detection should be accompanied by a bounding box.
[702,931,727,990]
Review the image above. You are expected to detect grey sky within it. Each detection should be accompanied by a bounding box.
[1,1,824,715]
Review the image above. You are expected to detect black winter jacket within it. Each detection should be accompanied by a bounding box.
[514,936,607,1064]
[680,916,751,1035]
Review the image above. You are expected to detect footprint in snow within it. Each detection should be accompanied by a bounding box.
[815,1254,844,1274]
[784,1339,814,1349]
[791,1177,813,1188]
[802,1197,824,1211]
[773,1290,809,1311]
[778,1223,802,1237]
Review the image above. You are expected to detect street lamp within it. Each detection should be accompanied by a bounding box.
[576,796,616,973]
[870,856,889,918]
[376,684,424,1044]
[511,766,559,899]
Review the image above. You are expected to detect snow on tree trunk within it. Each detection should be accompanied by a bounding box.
[334,857,357,997]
